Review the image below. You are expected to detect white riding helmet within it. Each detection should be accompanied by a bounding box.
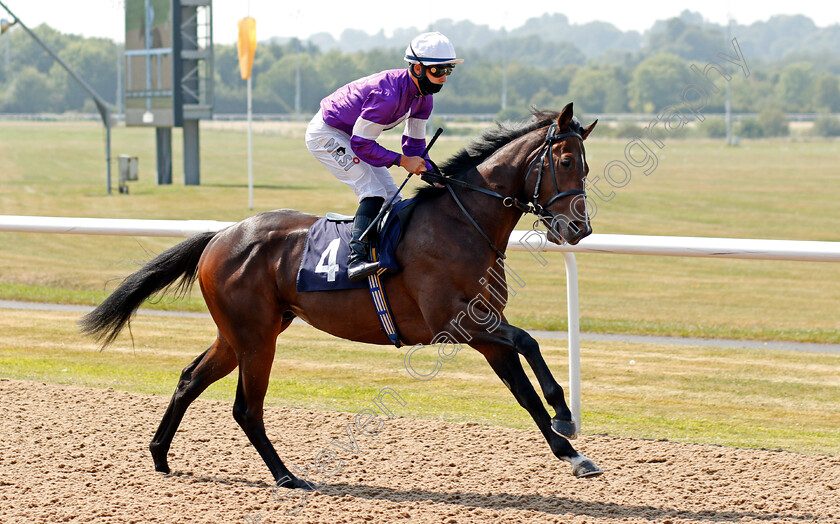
[404,32,464,66]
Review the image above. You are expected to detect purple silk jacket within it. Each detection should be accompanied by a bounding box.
[319,69,433,168]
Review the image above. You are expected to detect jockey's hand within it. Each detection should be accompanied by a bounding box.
[399,155,427,175]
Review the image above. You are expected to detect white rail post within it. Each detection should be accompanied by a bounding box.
[562,252,582,432]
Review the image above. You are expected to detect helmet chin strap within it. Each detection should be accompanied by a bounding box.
[409,63,426,79]
[408,42,426,79]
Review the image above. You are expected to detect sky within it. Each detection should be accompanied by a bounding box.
[1,0,838,44]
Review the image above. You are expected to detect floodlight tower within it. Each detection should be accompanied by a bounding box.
[124,0,213,185]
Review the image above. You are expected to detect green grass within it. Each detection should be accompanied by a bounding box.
[0,120,838,342]
[2,120,838,458]
[1,309,838,455]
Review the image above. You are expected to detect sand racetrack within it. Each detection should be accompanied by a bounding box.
[1,378,838,523]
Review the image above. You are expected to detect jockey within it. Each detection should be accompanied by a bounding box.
[305,32,463,281]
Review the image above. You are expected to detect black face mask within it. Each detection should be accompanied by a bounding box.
[417,72,443,95]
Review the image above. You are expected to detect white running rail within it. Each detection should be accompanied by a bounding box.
[4,215,840,431]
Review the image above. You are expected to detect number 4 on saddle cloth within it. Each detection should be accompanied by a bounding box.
[296,198,417,347]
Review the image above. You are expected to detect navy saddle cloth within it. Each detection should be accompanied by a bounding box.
[296,198,416,292]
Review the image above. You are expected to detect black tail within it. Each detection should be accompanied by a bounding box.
[79,231,217,348]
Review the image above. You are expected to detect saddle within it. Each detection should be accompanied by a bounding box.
[295,198,417,293]
[295,198,417,347]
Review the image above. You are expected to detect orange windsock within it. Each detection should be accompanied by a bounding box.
[237,17,257,80]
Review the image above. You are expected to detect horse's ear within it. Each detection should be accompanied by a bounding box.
[581,119,598,140]
[557,102,574,129]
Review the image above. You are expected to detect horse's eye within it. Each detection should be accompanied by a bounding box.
[561,157,572,168]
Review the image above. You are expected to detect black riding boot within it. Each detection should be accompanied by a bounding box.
[347,197,383,282]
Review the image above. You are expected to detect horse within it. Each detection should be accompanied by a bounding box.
[79,103,600,489]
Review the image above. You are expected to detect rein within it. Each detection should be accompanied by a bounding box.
[422,122,585,259]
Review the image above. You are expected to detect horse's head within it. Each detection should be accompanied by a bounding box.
[527,103,597,245]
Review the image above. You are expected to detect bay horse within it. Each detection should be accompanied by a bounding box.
[80,103,601,489]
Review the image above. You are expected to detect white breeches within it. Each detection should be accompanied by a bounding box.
[305,110,402,203]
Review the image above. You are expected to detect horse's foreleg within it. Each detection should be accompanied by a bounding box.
[150,335,238,473]
[474,322,576,438]
[507,327,577,439]
[476,343,602,478]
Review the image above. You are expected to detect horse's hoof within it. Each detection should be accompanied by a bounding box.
[276,475,317,491]
[150,443,170,473]
[572,457,603,478]
[551,417,578,439]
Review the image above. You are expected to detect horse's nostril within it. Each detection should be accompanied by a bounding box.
[564,222,592,244]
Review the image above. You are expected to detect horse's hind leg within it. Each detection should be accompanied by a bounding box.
[149,335,237,473]
[227,321,313,490]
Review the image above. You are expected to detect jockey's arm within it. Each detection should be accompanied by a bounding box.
[400,102,434,175]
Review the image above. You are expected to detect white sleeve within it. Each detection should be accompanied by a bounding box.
[404,116,427,140]
[352,117,387,140]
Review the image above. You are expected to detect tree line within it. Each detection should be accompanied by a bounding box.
[1,19,839,134]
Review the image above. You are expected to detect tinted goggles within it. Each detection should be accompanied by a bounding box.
[427,64,455,78]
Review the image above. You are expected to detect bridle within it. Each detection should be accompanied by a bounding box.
[421,121,587,259]
[522,121,586,227]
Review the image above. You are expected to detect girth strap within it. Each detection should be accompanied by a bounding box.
[367,246,404,347]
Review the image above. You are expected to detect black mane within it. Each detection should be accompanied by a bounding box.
[414,108,581,202]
